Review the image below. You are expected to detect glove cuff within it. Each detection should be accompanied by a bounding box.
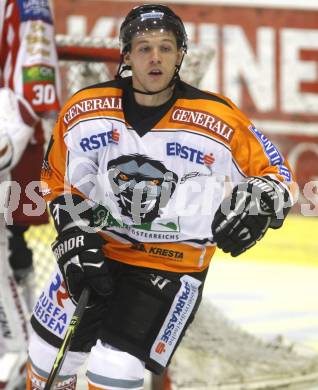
[49,194,94,233]
[52,229,104,263]
[245,176,292,226]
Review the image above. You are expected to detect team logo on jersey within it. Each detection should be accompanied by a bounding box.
[108,154,178,224]
[93,205,181,241]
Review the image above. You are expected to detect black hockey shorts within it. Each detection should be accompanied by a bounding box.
[32,260,208,375]
[73,260,208,374]
[102,262,208,374]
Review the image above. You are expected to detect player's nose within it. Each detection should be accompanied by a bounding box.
[150,47,162,64]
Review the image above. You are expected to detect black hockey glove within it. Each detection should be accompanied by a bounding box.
[212,176,291,257]
[52,228,112,305]
[50,194,112,305]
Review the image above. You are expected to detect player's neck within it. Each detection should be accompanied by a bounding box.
[133,87,174,107]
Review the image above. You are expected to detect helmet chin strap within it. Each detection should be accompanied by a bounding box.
[116,55,185,96]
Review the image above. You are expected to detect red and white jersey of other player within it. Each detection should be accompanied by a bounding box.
[0,0,61,225]
[0,0,60,115]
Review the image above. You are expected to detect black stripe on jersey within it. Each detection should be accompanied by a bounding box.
[79,77,233,110]
[66,150,71,181]
[107,230,213,246]
[76,77,233,137]
[183,238,214,245]
[176,81,233,109]
[76,77,233,109]
[31,316,63,348]
[106,230,140,244]
[231,157,248,179]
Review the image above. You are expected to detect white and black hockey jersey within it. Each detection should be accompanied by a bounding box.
[42,77,294,273]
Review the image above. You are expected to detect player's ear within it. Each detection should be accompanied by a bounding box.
[176,49,183,67]
[123,52,131,66]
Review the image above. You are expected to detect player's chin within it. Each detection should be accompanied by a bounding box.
[146,75,169,89]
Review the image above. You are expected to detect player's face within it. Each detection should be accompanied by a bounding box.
[124,30,182,96]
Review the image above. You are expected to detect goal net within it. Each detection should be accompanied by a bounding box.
[25,35,318,390]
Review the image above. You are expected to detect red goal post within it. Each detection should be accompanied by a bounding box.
[57,43,120,63]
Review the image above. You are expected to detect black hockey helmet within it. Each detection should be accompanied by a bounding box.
[119,4,188,54]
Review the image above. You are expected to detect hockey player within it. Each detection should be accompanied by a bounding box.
[27,4,294,389]
[0,0,60,388]
[0,1,61,309]
[0,88,39,389]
